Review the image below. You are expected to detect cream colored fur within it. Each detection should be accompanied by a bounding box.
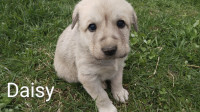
[54,0,138,111]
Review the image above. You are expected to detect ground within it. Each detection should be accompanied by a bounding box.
[0,0,200,111]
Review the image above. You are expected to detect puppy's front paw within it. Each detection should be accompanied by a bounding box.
[112,88,129,103]
[98,104,117,112]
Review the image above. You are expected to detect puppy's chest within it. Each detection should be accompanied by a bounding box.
[99,66,118,80]
[94,60,120,80]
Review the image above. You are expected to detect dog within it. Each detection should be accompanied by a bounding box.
[54,0,138,111]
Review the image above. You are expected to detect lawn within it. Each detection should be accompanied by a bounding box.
[0,0,200,111]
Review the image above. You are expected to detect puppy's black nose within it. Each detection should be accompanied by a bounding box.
[102,46,117,56]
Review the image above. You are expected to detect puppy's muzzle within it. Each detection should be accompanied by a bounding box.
[101,46,117,56]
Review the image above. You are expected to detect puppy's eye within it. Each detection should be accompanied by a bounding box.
[88,23,97,32]
[117,20,125,28]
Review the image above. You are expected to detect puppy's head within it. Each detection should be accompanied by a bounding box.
[72,0,138,60]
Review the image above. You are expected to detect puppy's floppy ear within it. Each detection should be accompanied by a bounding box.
[132,9,138,32]
[71,5,79,29]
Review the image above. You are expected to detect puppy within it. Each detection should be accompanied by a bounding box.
[54,0,138,111]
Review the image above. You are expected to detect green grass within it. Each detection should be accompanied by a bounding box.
[0,0,200,111]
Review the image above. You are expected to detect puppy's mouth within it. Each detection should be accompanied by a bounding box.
[118,53,127,58]
[94,54,127,60]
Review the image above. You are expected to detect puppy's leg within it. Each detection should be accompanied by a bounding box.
[78,74,117,112]
[111,67,129,103]
[54,56,78,83]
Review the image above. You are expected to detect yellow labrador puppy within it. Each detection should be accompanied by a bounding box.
[54,0,138,111]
